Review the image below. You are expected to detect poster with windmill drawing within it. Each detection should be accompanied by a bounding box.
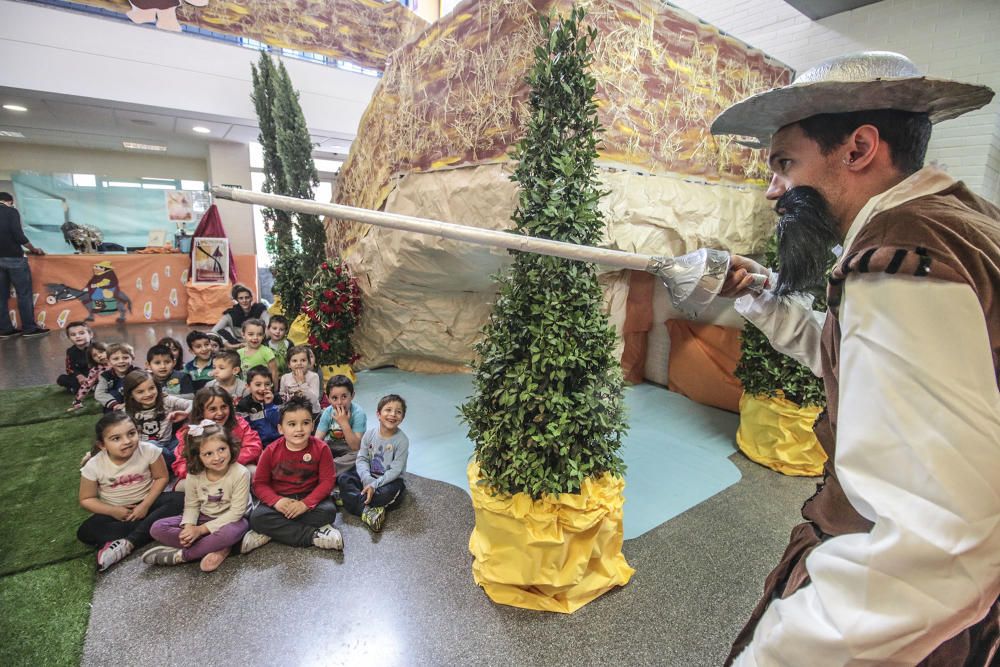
[192,237,228,284]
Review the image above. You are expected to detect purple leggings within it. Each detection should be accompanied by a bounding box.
[150,514,249,562]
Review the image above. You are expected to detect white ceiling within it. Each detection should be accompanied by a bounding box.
[0,86,353,159]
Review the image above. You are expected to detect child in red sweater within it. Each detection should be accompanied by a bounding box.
[245,396,341,550]
[172,386,262,491]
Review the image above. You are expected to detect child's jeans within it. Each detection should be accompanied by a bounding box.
[77,492,184,548]
[249,494,337,547]
[155,436,177,469]
[336,468,405,517]
[150,514,249,561]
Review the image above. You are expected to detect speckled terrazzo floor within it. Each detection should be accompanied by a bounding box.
[80,457,812,667]
[4,321,816,666]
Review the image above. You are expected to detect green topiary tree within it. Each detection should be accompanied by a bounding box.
[734,235,827,407]
[460,7,627,499]
[251,52,300,312]
[273,60,326,275]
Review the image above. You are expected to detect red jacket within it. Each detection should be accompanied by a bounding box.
[172,415,262,479]
[252,436,334,509]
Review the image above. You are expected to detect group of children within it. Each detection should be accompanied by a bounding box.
[62,287,410,574]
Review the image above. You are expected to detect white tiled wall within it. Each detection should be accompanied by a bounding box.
[669,0,1000,201]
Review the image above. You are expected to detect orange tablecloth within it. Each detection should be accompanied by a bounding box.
[7,254,258,329]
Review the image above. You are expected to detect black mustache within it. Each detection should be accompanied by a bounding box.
[773,186,840,296]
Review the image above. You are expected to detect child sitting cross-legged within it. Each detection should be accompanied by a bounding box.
[337,394,409,533]
[172,386,262,492]
[266,315,291,375]
[57,321,94,395]
[212,283,269,348]
[156,336,185,368]
[279,345,321,416]
[123,370,191,467]
[77,412,184,571]
[236,365,282,448]
[95,342,138,412]
[205,332,224,356]
[238,318,278,387]
[144,420,254,572]
[206,350,248,401]
[147,344,194,399]
[184,330,215,392]
[247,396,342,551]
[315,375,366,470]
[68,342,109,412]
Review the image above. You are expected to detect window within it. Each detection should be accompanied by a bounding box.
[313,158,343,174]
[72,173,96,187]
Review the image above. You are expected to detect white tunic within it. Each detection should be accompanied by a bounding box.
[732,168,1000,666]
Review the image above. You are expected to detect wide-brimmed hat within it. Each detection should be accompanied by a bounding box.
[711,51,994,147]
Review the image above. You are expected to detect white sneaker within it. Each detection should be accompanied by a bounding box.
[240,530,271,554]
[312,524,343,550]
[97,539,134,571]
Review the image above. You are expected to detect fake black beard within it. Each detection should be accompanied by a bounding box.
[773,186,841,296]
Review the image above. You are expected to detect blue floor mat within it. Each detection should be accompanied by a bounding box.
[353,368,741,539]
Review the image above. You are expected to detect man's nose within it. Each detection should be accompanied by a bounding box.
[765,173,786,200]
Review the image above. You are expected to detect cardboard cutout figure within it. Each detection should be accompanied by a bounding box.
[127,0,208,32]
[75,261,133,322]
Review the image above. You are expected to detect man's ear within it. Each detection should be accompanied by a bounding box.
[843,125,880,170]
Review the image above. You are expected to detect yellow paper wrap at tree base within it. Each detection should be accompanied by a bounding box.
[269,299,356,383]
[467,461,634,613]
[736,393,826,477]
[320,364,356,384]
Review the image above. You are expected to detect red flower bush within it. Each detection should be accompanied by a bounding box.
[300,259,363,367]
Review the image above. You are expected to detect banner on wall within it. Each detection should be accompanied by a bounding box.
[7,254,191,327]
[6,253,259,328]
[191,238,229,285]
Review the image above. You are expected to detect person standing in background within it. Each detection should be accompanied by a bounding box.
[0,192,49,338]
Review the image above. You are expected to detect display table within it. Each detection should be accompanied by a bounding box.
[7,254,257,328]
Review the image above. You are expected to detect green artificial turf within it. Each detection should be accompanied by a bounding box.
[0,556,95,667]
[0,417,93,576]
[0,387,100,666]
[0,384,100,427]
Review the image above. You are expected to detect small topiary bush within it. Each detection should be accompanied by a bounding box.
[734,235,827,408]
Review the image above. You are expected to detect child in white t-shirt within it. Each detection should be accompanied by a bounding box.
[77,413,183,571]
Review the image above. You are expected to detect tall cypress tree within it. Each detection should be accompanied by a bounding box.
[273,61,326,276]
[251,52,300,313]
[460,7,627,499]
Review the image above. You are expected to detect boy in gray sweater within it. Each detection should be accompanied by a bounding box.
[336,394,409,532]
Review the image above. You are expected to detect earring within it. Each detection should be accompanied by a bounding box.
[843,156,855,165]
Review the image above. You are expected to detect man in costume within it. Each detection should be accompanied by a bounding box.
[714,52,1000,665]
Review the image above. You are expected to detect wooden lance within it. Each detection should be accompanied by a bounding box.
[211,186,765,317]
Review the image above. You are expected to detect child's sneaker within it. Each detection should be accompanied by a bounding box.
[141,545,184,566]
[199,548,230,572]
[361,506,386,533]
[96,539,134,571]
[240,530,271,554]
[312,524,343,550]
